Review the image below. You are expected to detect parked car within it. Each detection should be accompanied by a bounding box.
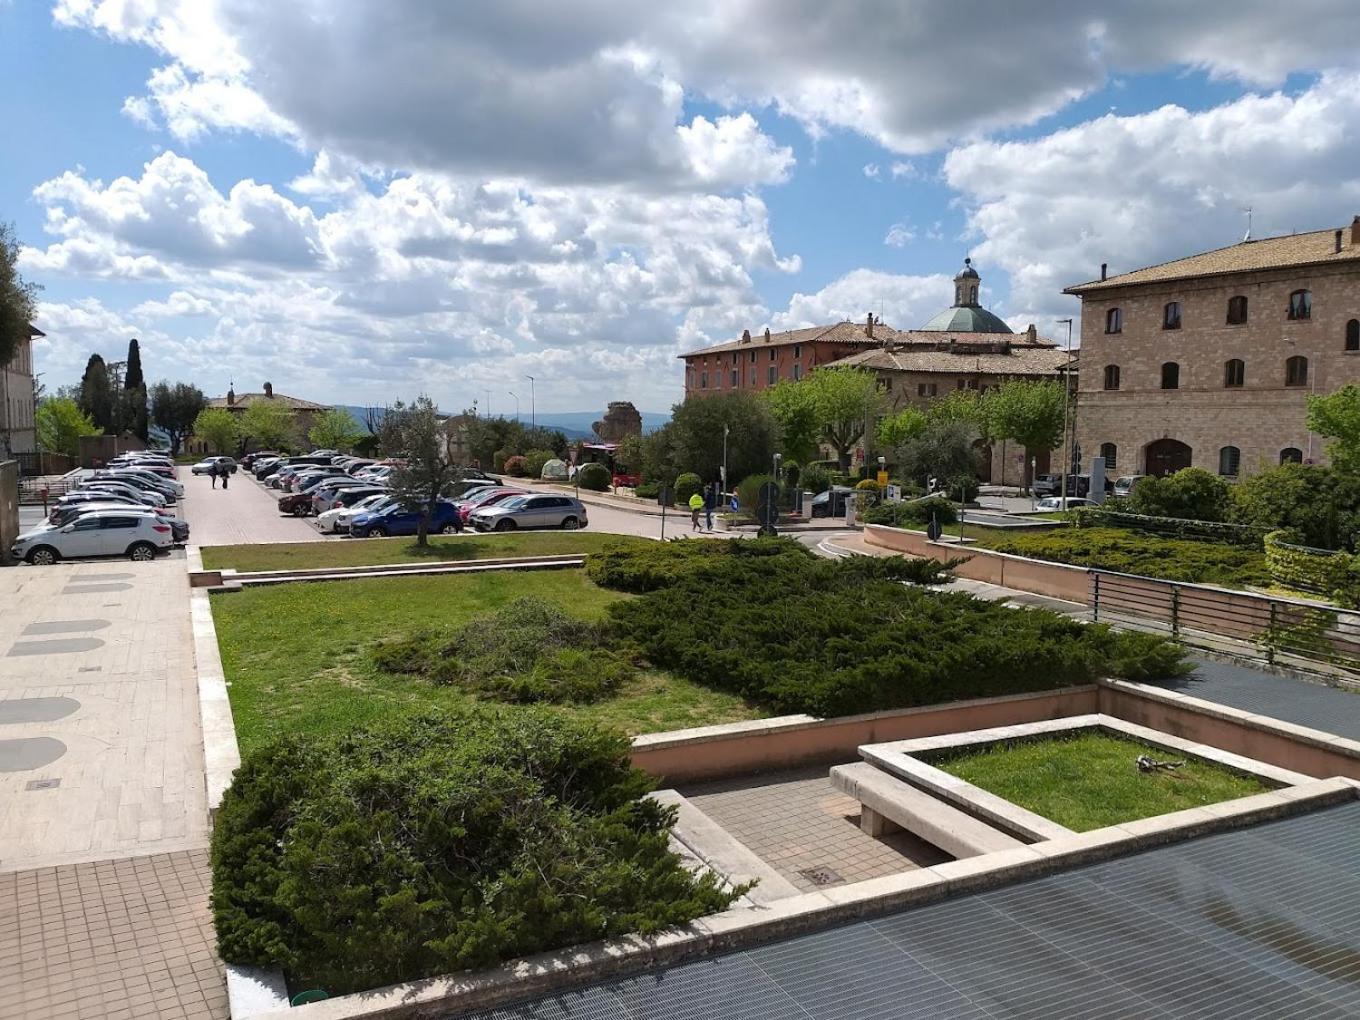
[317,493,391,534]
[1031,473,1062,498]
[49,501,174,526]
[78,480,168,507]
[240,450,280,470]
[809,486,857,518]
[191,456,237,475]
[12,509,176,564]
[1035,496,1096,511]
[350,500,464,538]
[311,482,387,515]
[105,468,183,499]
[455,486,528,522]
[53,491,172,516]
[469,494,588,531]
[448,477,499,499]
[342,459,376,475]
[290,468,352,494]
[253,457,283,479]
[1112,475,1145,499]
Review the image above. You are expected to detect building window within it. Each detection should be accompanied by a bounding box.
[1288,289,1311,320]
[793,345,801,358]
[1162,302,1181,330]
[1285,355,1308,387]
[917,383,937,397]
[879,377,893,392]
[1227,295,1248,324]
[792,364,802,381]
[1105,307,1122,334]
[731,370,738,388]
[1224,359,1245,388]
[956,378,979,390]
[1099,443,1117,471]
[749,350,757,364]
[700,372,707,389]
[1161,362,1180,389]
[769,348,776,362]
[1346,319,1359,352]
[749,370,757,386]
[1218,446,1240,477]
[1280,447,1303,464]
[1103,365,1121,391]
[767,366,777,385]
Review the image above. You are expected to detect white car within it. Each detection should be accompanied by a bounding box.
[318,493,392,534]
[191,456,237,475]
[1035,496,1096,511]
[1112,475,1145,499]
[11,509,176,564]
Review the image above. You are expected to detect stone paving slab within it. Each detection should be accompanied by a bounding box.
[0,849,226,1020]
[181,472,327,547]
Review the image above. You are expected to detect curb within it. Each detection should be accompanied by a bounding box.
[189,586,240,819]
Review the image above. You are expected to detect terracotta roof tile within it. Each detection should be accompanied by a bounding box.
[680,319,892,358]
[209,392,329,411]
[835,335,1068,377]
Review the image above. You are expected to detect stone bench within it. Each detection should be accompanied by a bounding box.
[830,762,1026,859]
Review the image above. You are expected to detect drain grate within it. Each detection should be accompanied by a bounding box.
[26,778,60,791]
[798,865,843,886]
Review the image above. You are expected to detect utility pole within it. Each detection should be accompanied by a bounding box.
[1057,318,1074,506]
[722,424,729,497]
[508,391,519,422]
[525,375,535,429]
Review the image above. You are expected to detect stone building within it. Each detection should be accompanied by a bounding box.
[1065,219,1360,479]
[190,381,330,453]
[678,317,884,399]
[0,323,42,462]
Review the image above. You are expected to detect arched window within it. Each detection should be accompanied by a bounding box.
[1161,362,1180,389]
[1103,364,1121,391]
[1227,295,1248,324]
[1224,359,1245,388]
[1099,443,1117,471]
[1218,446,1241,477]
[1285,355,1308,387]
[1346,319,1359,352]
[1105,307,1122,334]
[1162,301,1181,330]
[1280,447,1303,464]
[1288,289,1311,320]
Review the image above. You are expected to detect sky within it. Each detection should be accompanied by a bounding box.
[4,2,1360,414]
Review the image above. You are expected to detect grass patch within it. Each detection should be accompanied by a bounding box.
[200,531,652,572]
[211,568,762,756]
[933,729,1272,831]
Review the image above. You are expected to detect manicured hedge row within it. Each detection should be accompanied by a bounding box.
[861,497,957,529]
[1265,531,1360,607]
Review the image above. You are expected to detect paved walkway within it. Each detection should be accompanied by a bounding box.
[1161,658,1360,741]
[181,470,326,546]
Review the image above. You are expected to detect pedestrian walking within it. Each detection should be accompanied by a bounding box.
[209,461,218,489]
[704,483,715,532]
[221,463,230,490]
[689,490,704,532]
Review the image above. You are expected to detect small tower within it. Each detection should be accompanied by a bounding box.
[953,257,981,308]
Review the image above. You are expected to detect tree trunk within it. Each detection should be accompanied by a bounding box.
[416,515,429,547]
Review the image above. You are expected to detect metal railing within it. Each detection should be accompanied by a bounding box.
[1089,569,1360,680]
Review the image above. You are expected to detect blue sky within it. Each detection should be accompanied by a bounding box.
[6,2,1359,411]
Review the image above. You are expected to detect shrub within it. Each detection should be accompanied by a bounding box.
[801,464,832,496]
[861,497,958,529]
[782,460,801,489]
[634,480,662,500]
[502,455,527,477]
[674,472,703,504]
[371,596,634,703]
[603,544,1189,718]
[1264,531,1360,606]
[736,473,777,512]
[587,536,812,594]
[1127,467,1231,522]
[576,462,611,491]
[524,449,555,479]
[1072,506,1265,547]
[855,478,882,492]
[211,709,739,995]
[492,448,510,472]
[1229,464,1360,552]
[988,527,1269,587]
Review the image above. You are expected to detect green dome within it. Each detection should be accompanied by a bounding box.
[920,305,1014,334]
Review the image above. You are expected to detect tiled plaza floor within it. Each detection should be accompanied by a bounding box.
[680,764,949,892]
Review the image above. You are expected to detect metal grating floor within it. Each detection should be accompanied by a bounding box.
[1161,659,1360,742]
[451,802,1360,1019]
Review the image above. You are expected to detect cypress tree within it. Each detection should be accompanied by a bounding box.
[78,354,113,433]
[125,338,148,439]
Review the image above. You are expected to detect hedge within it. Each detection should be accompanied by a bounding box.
[600,542,1188,717]
[576,462,611,491]
[861,497,957,529]
[211,709,739,995]
[1072,506,1266,547]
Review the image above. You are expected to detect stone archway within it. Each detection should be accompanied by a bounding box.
[1145,438,1192,477]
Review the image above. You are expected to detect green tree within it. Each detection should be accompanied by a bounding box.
[1307,384,1360,473]
[982,380,1066,490]
[668,390,778,486]
[239,399,297,453]
[1230,464,1360,552]
[615,434,644,477]
[1127,467,1231,522]
[35,397,99,457]
[876,407,927,450]
[806,368,882,470]
[150,381,206,455]
[380,396,465,547]
[0,222,40,369]
[308,408,363,452]
[896,419,982,494]
[193,407,240,454]
[78,354,114,432]
[123,337,148,440]
[638,422,681,485]
[763,380,821,461]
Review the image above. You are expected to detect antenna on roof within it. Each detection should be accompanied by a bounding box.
[1241,206,1253,243]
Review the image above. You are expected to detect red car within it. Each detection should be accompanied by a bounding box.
[611,472,639,488]
[456,486,527,522]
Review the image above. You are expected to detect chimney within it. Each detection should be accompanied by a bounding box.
[764,327,771,342]
[865,312,874,339]
[1336,229,1344,254]
[1100,263,1108,281]
[1352,215,1360,246]
[741,329,751,344]
[263,381,274,398]
[226,387,235,406]
[1026,323,1037,342]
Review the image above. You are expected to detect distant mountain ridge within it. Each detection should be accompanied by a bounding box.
[335,406,669,440]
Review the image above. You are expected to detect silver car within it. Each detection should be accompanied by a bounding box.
[11,509,176,564]
[469,494,588,532]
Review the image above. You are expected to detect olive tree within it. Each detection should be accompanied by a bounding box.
[379,396,464,547]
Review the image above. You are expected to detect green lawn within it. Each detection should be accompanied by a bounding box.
[201,532,652,572]
[933,730,1272,831]
[211,568,763,756]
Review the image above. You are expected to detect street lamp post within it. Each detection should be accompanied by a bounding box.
[525,375,535,429]
[722,424,729,498]
[508,391,519,422]
[1057,317,1074,505]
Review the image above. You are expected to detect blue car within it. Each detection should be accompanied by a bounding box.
[349,499,463,538]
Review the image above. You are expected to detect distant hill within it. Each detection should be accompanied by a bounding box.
[336,406,669,440]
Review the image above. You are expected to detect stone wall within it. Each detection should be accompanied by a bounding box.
[1074,261,1360,477]
[0,460,17,565]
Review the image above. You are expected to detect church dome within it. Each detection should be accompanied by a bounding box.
[921,257,1014,334]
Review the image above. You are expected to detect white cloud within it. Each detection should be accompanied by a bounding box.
[944,71,1360,324]
[770,269,953,331]
[863,163,881,180]
[890,161,916,179]
[676,113,794,186]
[884,223,916,248]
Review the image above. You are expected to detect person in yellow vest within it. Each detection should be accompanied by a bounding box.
[688,491,704,532]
